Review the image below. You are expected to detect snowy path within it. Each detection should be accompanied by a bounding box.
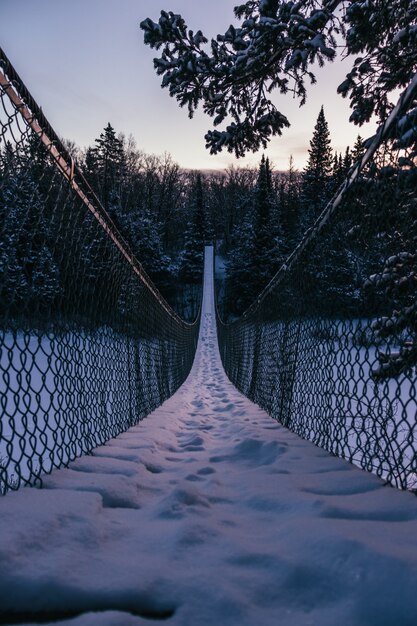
[1,247,417,626]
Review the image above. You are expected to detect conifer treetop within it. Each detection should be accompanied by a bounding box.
[305,106,333,179]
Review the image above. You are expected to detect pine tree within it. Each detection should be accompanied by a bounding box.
[300,114,364,314]
[226,156,281,316]
[178,173,205,284]
[331,150,350,192]
[351,135,365,165]
[0,141,15,180]
[225,215,255,316]
[0,166,61,314]
[367,182,417,379]
[26,132,54,196]
[173,174,206,320]
[343,147,352,172]
[280,155,300,256]
[88,123,126,217]
[133,210,170,283]
[250,156,281,290]
[301,107,333,224]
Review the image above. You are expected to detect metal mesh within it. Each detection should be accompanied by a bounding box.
[217,76,417,490]
[0,48,200,494]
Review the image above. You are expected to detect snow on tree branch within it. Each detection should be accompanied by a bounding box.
[141,2,340,156]
[141,1,417,157]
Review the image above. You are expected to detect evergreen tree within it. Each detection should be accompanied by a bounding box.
[331,150,352,192]
[87,123,126,217]
[280,155,300,256]
[343,147,352,172]
[213,166,256,250]
[26,132,54,196]
[133,209,171,287]
[173,173,206,320]
[301,106,333,227]
[250,156,281,290]
[0,166,61,313]
[367,179,417,378]
[81,127,198,315]
[226,156,282,316]
[331,152,342,192]
[0,141,15,180]
[179,173,205,283]
[225,214,255,317]
[351,135,365,165]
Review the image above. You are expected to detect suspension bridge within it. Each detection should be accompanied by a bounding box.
[1,47,417,625]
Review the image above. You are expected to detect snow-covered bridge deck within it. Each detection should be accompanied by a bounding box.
[1,248,417,626]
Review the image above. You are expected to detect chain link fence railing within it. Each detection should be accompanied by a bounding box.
[217,75,417,490]
[0,48,200,494]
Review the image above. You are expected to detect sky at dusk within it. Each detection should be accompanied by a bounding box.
[0,0,377,172]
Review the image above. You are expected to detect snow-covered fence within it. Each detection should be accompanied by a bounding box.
[0,48,200,494]
[217,76,417,490]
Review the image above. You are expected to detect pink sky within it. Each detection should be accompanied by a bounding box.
[0,0,377,171]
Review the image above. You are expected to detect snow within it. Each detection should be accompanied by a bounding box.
[241,316,416,488]
[1,247,417,625]
[0,329,150,484]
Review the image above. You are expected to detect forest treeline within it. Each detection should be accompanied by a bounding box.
[0,108,337,322]
[75,106,368,323]
[0,105,416,376]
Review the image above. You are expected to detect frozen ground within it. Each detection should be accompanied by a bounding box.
[1,247,417,626]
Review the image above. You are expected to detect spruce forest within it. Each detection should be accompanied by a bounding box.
[1,106,403,326]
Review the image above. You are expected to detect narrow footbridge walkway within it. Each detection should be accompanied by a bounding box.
[1,248,417,626]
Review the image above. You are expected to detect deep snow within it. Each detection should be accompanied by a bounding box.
[1,247,417,626]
